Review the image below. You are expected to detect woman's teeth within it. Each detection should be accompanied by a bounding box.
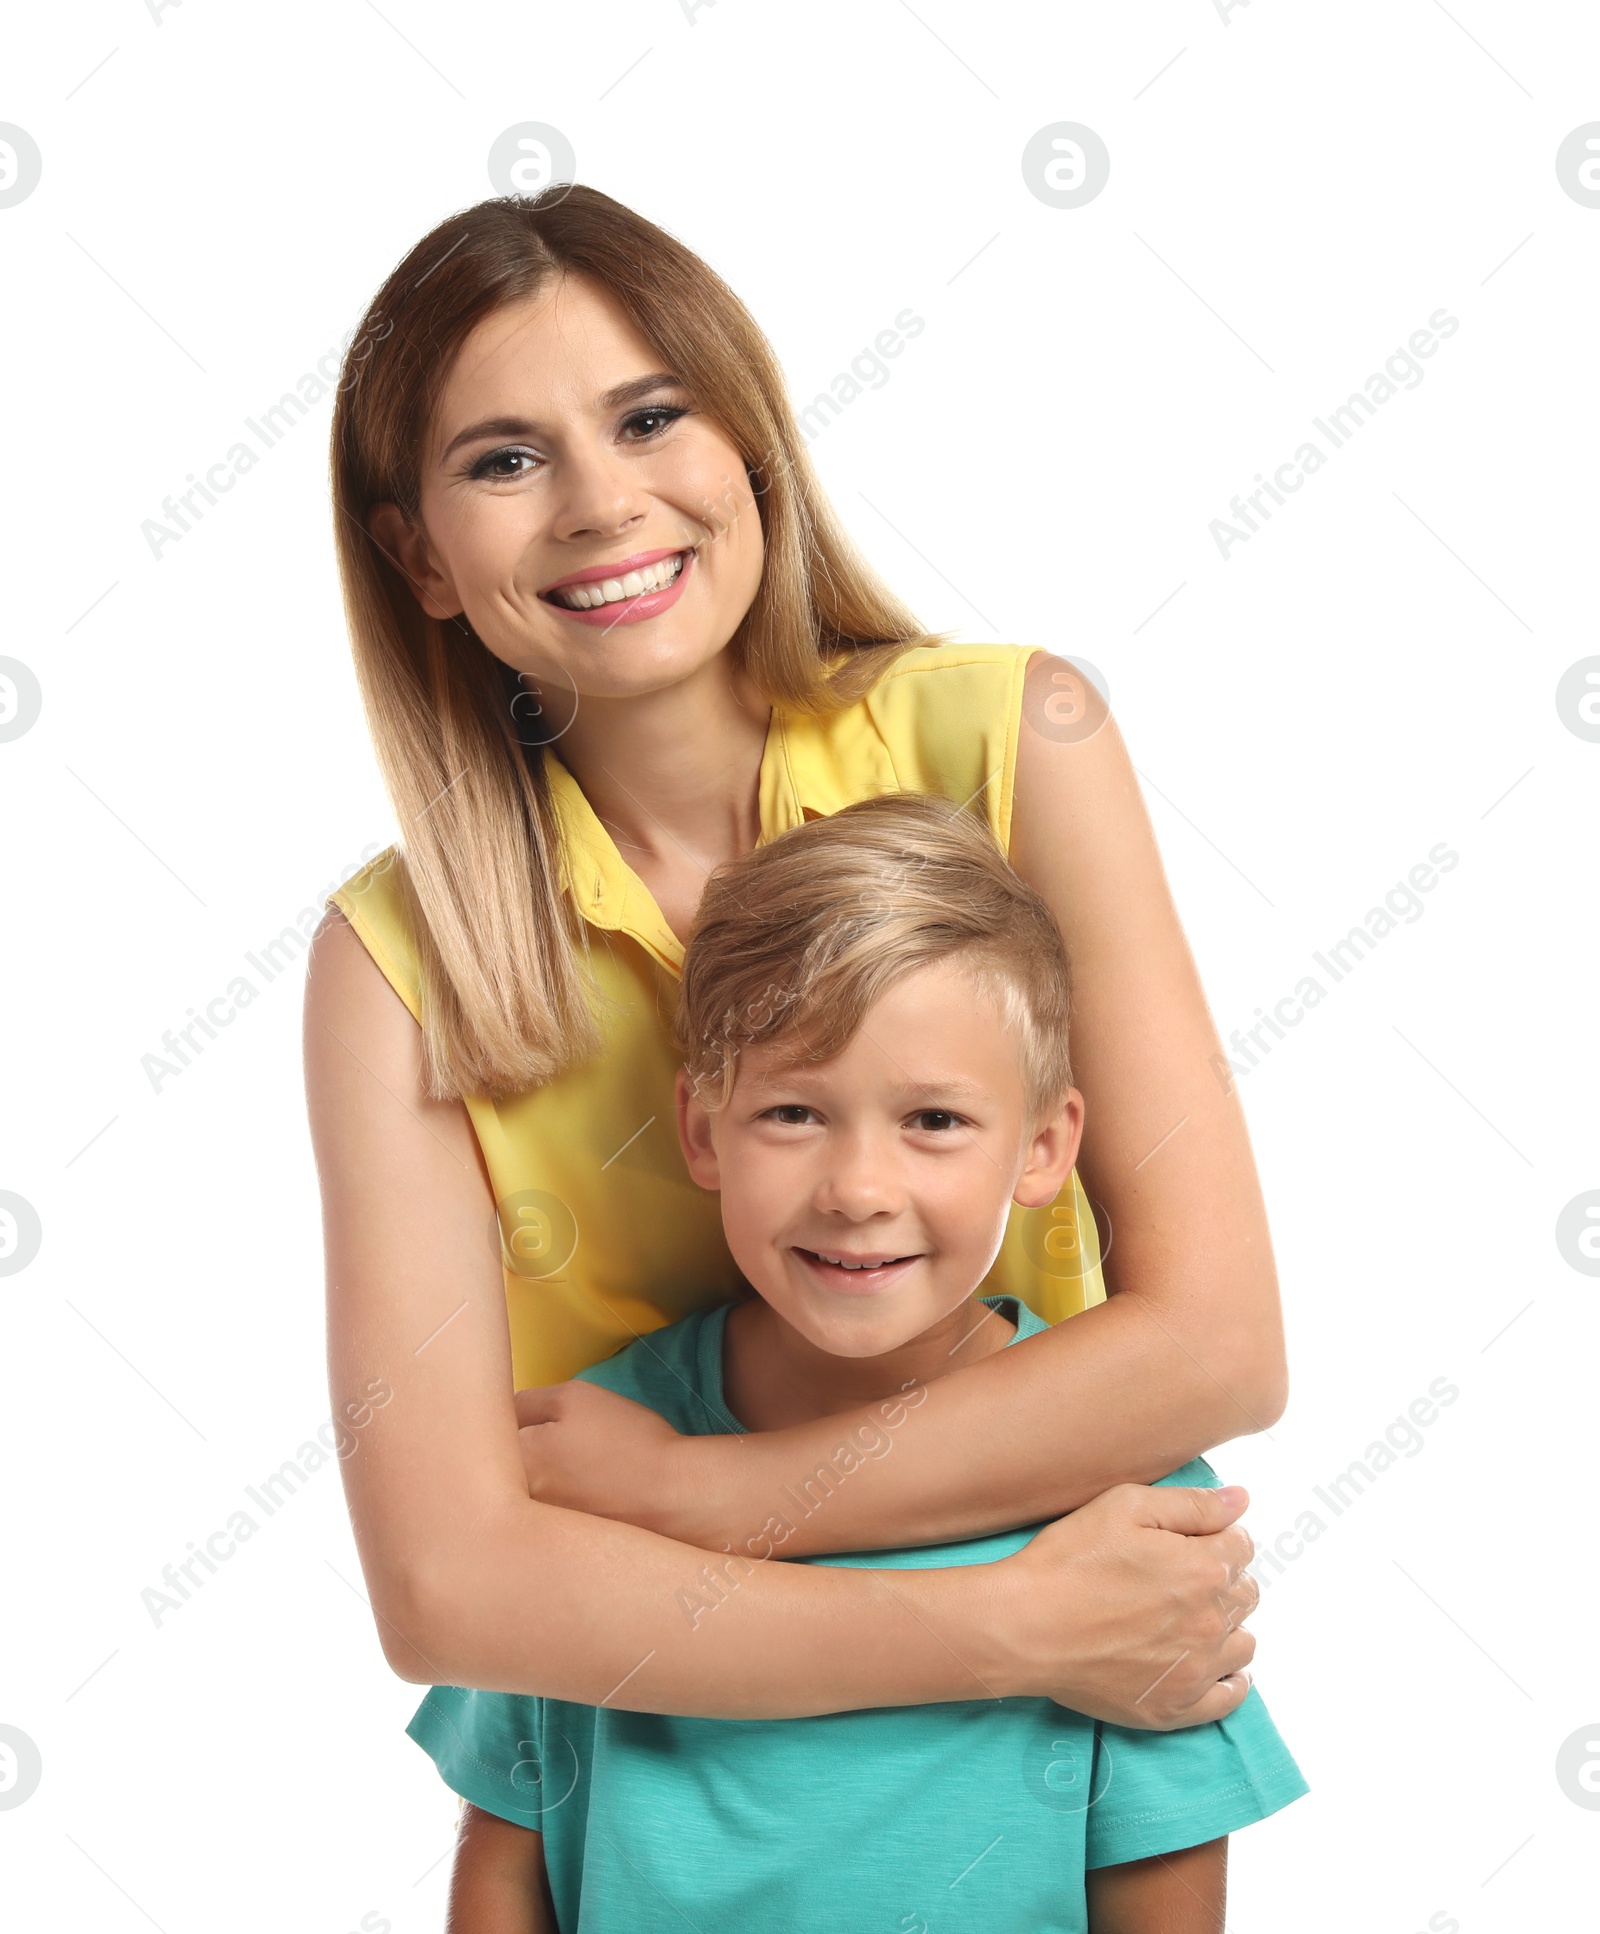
[548,552,686,610]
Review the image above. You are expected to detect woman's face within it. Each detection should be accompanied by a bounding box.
[376,272,766,704]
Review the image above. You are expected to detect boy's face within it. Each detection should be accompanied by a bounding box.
[676,957,1084,1361]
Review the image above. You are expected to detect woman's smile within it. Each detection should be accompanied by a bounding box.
[539,544,697,625]
[377,273,767,701]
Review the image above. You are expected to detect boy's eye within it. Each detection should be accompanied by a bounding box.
[909,1109,961,1132]
[765,1104,816,1126]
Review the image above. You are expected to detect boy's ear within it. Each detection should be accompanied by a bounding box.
[675,1066,722,1191]
[1013,1087,1085,1210]
[367,502,465,620]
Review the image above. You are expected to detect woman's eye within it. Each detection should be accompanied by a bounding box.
[466,409,683,482]
[469,446,538,481]
[623,405,687,440]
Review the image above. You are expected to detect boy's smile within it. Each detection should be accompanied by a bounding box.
[677,957,1084,1419]
[791,1247,925,1294]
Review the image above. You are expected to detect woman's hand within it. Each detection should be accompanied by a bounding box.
[990,1482,1258,1728]
[514,1380,688,1529]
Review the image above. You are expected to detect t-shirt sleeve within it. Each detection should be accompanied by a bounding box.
[1079,1451,1310,1867]
[1083,1684,1309,1868]
[406,1685,549,1830]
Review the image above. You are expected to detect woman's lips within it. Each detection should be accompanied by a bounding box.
[791,1248,922,1295]
[540,546,695,628]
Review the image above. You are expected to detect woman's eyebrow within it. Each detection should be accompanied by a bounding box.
[438,373,686,465]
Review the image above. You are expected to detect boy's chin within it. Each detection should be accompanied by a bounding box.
[776,1292,954,1363]
[799,1320,918,1361]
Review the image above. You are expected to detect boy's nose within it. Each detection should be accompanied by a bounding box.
[812,1136,904,1219]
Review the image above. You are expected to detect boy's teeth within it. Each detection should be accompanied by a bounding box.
[550,552,685,609]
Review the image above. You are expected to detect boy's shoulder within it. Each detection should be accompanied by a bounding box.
[1002,1292,1048,1341]
[573,1302,739,1438]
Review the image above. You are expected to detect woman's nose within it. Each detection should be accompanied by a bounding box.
[549,442,650,542]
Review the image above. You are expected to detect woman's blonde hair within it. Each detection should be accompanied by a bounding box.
[676,793,1074,1122]
[331,186,951,1101]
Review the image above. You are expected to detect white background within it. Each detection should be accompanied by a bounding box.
[2,3,1596,1929]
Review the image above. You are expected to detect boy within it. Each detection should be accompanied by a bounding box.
[409,793,1307,1932]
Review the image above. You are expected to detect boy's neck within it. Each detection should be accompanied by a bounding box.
[722,1292,1018,1433]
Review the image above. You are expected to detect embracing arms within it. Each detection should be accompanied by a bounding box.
[306,905,1255,1725]
[518,654,1287,1556]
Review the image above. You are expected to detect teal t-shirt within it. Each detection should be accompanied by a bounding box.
[409,1296,1307,1932]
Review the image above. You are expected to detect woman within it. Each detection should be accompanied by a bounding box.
[305,185,1281,1731]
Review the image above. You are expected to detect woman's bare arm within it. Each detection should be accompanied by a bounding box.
[307,907,1255,1724]
[1009,653,1285,1431]
[518,654,1285,1557]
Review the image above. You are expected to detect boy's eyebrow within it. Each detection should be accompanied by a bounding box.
[881,1076,990,1102]
[743,1069,992,1102]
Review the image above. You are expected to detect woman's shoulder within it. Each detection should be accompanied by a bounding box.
[853,641,1046,845]
[323,845,423,1025]
[865,638,1040,737]
[863,638,1041,701]
[873,638,1040,678]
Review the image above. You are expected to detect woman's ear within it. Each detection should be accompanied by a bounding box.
[1013,1086,1085,1210]
[367,502,465,620]
[675,1066,722,1191]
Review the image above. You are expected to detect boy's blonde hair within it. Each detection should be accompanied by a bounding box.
[676,794,1073,1120]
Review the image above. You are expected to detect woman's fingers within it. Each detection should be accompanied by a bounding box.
[1134,1482,1250,1538]
[1175,1668,1255,1728]
[1002,1481,1267,1728]
[513,1383,567,1429]
[1221,1566,1261,1631]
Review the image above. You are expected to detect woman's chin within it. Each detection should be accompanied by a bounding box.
[514,621,739,702]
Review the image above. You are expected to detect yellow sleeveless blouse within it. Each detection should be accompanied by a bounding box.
[329,642,1105,1389]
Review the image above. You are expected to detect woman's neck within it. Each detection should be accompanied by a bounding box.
[550,656,772,941]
